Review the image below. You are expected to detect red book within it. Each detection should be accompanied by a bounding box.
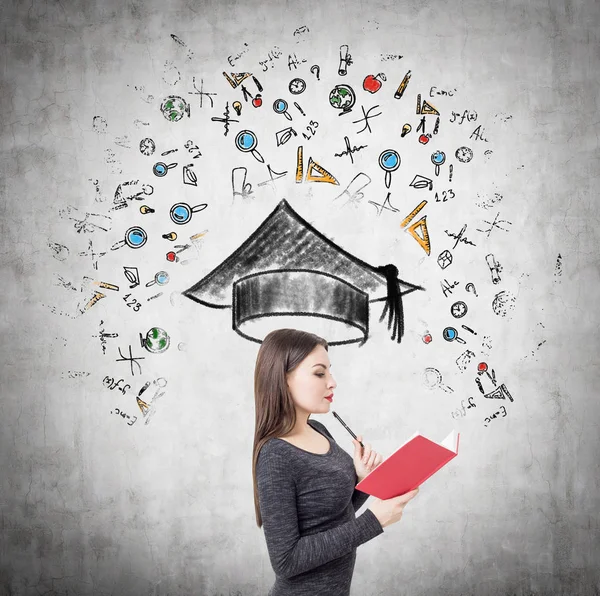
[355,430,460,499]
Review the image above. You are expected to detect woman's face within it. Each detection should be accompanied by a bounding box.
[286,345,337,416]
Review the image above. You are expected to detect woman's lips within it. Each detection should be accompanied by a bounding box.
[324,395,333,402]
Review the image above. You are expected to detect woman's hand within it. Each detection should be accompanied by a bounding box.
[352,435,384,481]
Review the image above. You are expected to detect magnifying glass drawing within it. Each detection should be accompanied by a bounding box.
[423,367,453,393]
[153,162,177,177]
[273,99,292,121]
[431,150,446,176]
[169,202,208,225]
[235,130,265,163]
[378,149,401,189]
[443,326,466,344]
[145,271,170,287]
[111,226,148,251]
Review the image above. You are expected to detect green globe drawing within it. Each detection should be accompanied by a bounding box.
[328,85,356,114]
[160,95,189,122]
[140,327,170,353]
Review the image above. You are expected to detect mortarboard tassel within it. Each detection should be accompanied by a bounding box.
[375,264,405,343]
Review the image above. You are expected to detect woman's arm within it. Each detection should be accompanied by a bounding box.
[257,443,383,580]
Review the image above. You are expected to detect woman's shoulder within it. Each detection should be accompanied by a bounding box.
[308,418,334,440]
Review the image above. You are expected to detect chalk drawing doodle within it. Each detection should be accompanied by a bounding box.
[232,101,242,116]
[492,290,516,317]
[275,127,298,147]
[123,293,142,312]
[338,44,353,76]
[440,279,459,298]
[160,96,190,121]
[394,70,411,100]
[484,405,507,427]
[235,130,265,163]
[113,180,153,210]
[465,283,478,297]
[477,212,513,238]
[400,200,430,255]
[450,301,468,318]
[111,408,138,426]
[153,162,177,177]
[49,241,70,261]
[78,239,106,270]
[93,320,118,355]
[431,150,446,177]
[470,124,489,142]
[352,104,382,134]
[437,249,453,269]
[409,174,433,191]
[273,98,293,121]
[416,94,439,115]
[445,224,476,249]
[455,349,476,372]
[329,84,356,116]
[123,266,140,289]
[211,102,239,136]
[169,202,208,225]
[183,199,423,345]
[310,65,320,80]
[232,167,254,200]
[111,227,148,251]
[401,123,411,137]
[289,78,306,95]
[145,271,170,288]
[115,345,145,376]
[333,173,372,207]
[82,291,106,312]
[139,205,155,214]
[378,149,401,188]
[257,164,288,189]
[334,137,368,164]
[368,192,400,217]
[363,73,386,94]
[423,368,453,393]
[451,397,477,419]
[182,164,197,186]
[140,327,170,353]
[455,146,474,163]
[287,52,307,70]
[295,146,339,185]
[485,254,503,284]
[189,76,217,108]
[443,326,466,344]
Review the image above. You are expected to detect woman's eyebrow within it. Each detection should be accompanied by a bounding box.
[312,363,331,369]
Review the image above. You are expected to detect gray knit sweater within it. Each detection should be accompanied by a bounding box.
[257,418,384,595]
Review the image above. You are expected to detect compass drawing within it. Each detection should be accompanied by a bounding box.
[288,78,307,95]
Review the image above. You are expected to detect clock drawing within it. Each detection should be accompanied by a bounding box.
[139,138,156,156]
[288,78,307,95]
[455,146,473,163]
[450,300,468,318]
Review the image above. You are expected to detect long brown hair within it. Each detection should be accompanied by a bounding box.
[252,328,328,528]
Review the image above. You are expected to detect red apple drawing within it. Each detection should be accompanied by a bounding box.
[363,73,386,94]
[252,94,263,108]
[418,134,430,145]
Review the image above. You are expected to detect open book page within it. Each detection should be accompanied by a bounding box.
[439,430,458,453]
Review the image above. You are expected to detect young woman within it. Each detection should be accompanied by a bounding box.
[252,328,419,595]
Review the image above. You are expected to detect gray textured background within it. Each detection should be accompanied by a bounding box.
[1,0,599,594]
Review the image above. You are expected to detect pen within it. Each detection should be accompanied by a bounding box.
[332,410,364,448]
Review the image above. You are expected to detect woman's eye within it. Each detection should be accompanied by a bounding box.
[316,373,325,377]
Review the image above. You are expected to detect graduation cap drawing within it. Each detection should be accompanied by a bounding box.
[183,199,424,346]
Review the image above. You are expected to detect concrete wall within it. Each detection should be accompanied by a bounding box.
[1,0,598,594]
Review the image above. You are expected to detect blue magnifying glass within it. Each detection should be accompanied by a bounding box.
[378,149,401,189]
[145,270,170,287]
[273,99,292,121]
[153,162,177,177]
[169,202,208,225]
[235,130,265,163]
[431,150,446,176]
[443,326,466,344]
[111,226,148,251]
